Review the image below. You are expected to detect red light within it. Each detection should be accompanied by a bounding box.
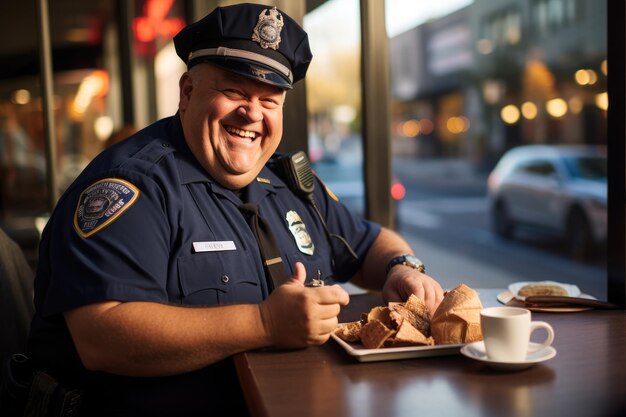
[133,17,155,43]
[145,0,174,20]
[391,181,406,201]
[160,17,185,38]
[133,0,181,44]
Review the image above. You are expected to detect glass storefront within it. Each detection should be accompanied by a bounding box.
[303,0,610,299]
[305,0,365,216]
[0,0,622,303]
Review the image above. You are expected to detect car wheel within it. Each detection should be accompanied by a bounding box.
[566,208,593,261]
[492,200,514,239]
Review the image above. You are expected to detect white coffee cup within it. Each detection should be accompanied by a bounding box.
[480,306,554,362]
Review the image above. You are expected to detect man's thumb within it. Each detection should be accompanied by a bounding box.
[289,262,307,286]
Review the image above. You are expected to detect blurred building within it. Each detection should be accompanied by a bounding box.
[389,0,607,169]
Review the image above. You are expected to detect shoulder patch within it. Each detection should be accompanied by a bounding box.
[74,178,140,238]
[312,171,339,202]
[324,184,339,202]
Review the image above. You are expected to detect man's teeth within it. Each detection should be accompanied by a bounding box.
[226,127,256,139]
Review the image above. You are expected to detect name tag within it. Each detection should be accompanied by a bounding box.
[193,241,237,252]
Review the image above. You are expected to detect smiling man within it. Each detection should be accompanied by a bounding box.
[27,4,444,416]
[179,64,286,189]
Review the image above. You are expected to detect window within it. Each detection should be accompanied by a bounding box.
[520,160,556,176]
[563,155,606,179]
[386,0,610,300]
[532,0,581,33]
[483,8,522,49]
[304,0,366,217]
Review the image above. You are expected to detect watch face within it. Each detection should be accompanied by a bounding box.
[404,255,423,268]
[386,254,425,274]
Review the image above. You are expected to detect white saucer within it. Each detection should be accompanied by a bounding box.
[460,341,557,371]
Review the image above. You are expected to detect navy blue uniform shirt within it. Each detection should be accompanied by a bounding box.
[28,115,380,416]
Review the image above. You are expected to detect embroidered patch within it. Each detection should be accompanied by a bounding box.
[286,210,314,255]
[74,178,140,238]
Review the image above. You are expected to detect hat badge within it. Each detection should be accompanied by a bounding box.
[250,66,273,80]
[252,7,284,50]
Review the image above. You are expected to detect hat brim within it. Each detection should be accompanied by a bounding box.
[190,57,293,90]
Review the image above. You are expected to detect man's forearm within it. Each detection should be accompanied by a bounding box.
[351,227,414,291]
[64,300,269,377]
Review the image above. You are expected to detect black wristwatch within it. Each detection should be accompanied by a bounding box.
[385,254,425,274]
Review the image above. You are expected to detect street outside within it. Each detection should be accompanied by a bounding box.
[393,158,607,300]
[316,157,608,300]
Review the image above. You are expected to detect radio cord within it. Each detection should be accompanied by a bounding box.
[305,193,360,262]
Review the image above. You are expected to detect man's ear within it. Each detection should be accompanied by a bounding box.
[178,72,193,112]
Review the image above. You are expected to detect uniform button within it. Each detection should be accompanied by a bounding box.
[221,275,230,284]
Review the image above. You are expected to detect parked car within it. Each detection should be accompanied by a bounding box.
[487,144,607,260]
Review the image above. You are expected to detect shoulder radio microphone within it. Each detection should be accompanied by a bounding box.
[270,151,360,266]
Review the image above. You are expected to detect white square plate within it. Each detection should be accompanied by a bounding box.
[330,325,464,362]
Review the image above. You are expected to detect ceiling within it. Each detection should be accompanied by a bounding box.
[0,0,113,80]
[0,1,113,53]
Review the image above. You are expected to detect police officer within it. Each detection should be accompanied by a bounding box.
[27,3,444,416]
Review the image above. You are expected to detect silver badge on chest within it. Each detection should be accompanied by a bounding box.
[286,210,314,255]
[252,7,284,50]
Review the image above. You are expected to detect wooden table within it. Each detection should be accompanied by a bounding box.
[235,290,626,417]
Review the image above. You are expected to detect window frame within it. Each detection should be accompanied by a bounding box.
[606,0,624,307]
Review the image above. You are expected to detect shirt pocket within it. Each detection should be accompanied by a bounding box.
[177,251,263,305]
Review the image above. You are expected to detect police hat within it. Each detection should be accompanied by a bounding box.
[173,3,312,90]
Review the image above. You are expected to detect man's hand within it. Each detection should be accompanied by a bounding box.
[382,266,444,314]
[350,227,445,315]
[258,262,350,348]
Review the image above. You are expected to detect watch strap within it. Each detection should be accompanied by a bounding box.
[385,254,425,274]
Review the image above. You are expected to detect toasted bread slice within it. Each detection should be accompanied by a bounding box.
[366,306,392,328]
[390,294,431,336]
[334,321,362,343]
[518,284,568,297]
[360,319,395,349]
[390,320,433,347]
